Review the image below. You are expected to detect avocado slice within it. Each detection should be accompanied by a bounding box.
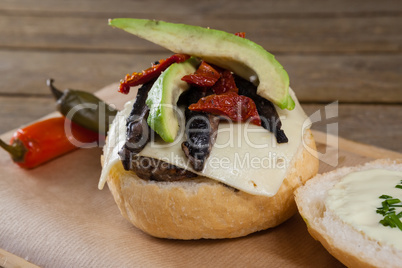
[146,57,199,142]
[109,18,294,110]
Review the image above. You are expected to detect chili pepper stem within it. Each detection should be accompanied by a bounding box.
[0,138,26,162]
[47,78,64,99]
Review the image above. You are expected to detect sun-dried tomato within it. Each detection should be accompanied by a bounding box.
[181,61,221,87]
[188,92,261,126]
[211,70,239,95]
[119,54,190,94]
[235,32,246,38]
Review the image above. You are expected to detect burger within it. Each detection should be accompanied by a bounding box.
[98,18,319,239]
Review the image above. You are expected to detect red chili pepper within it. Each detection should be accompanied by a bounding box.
[119,54,190,94]
[235,32,246,38]
[0,117,101,169]
[211,70,239,95]
[189,92,261,126]
[181,61,221,87]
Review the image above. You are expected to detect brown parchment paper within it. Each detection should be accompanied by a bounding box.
[1,84,399,268]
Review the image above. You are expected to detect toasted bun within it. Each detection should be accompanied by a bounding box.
[104,129,318,239]
[295,159,402,268]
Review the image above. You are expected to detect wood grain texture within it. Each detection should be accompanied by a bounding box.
[0,51,167,95]
[1,0,401,15]
[286,55,402,103]
[0,15,401,54]
[303,104,402,153]
[0,97,55,134]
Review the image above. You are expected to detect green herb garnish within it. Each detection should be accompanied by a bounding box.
[396,180,402,189]
[377,181,402,231]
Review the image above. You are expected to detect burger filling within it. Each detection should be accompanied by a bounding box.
[118,56,288,180]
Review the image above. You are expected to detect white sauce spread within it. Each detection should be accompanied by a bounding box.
[99,88,310,197]
[326,169,402,250]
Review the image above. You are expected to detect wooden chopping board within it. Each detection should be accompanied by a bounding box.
[1,84,401,268]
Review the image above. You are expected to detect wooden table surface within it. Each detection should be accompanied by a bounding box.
[1,0,401,153]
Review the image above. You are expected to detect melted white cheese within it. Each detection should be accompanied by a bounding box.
[99,88,310,196]
[326,169,402,250]
[98,100,134,189]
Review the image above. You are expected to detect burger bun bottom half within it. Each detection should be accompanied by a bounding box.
[104,129,318,239]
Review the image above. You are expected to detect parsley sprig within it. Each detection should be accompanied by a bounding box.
[376,180,402,231]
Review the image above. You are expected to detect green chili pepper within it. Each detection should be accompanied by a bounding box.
[48,79,117,135]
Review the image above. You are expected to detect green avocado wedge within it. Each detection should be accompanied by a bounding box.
[146,57,199,142]
[109,18,295,110]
